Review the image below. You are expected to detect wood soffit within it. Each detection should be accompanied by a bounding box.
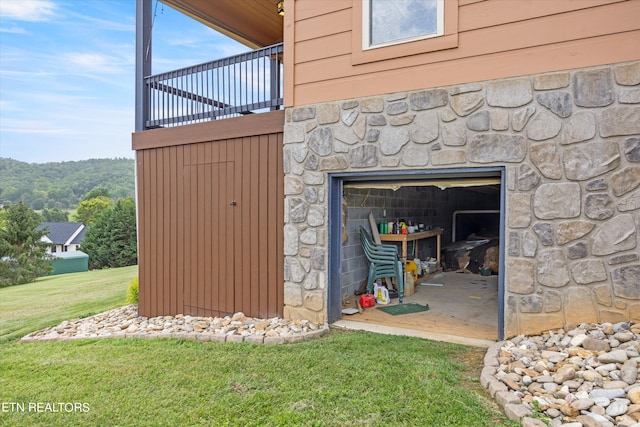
[160,0,284,49]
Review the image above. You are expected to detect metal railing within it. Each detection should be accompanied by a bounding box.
[144,43,283,129]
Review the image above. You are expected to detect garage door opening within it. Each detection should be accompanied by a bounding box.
[327,168,505,342]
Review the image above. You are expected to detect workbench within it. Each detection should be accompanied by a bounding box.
[379,228,443,266]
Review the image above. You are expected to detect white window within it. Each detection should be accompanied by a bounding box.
[363,0,444,49]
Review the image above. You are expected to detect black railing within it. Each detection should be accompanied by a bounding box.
[144,43,283,129]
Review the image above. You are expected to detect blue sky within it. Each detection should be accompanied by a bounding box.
[0,0,248,163]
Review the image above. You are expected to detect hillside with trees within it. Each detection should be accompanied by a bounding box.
[0,158,135,210]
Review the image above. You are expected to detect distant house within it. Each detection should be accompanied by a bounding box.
[38,222,87,254]
[38,222,89,275]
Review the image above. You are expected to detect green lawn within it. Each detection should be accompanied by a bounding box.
[0,267,517,426]
[0,265,137,344]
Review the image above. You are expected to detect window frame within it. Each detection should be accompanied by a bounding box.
[352,0,459,65]
[363,0,444,50]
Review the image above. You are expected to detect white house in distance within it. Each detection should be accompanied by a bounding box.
[38,222,87,254]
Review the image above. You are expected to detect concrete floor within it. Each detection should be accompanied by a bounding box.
[335,271,499,347]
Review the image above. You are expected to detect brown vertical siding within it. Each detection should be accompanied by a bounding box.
[284,0,640,107]
[133,111,284,319]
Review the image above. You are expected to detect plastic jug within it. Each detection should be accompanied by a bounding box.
[373,283,390,305]
[404,271,415,297]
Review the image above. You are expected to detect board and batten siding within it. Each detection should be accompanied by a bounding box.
[283,0,640,107]
[133,111,285,319]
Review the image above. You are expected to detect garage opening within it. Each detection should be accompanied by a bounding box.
[328,168,505,341]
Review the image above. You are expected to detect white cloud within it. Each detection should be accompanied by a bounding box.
[69,12,135,32]
[64,52,128,75]
[0,25,26,34]
[0,118,70,135]
[0,0,57,22]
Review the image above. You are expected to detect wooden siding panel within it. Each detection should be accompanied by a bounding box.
[267,133,278,317]
[224,154,235,314]
[135,112,283,319]
[138,150,150,316]
[197,144,206,316]
[204,143,213,316]
[295,32,351,64]
[188,147,199,314]
[133,111,285,151]
[289,0,640,106]
[176,145,184,314]
[182,146,192,316]
[233,137,244,313]
[294,29,640,107]
[240,137,252,315]
[250,136,260,317]
[149,149,159,316]
[276,133,284,315]
[295,7,351,42]
[295,0,351,21]
[258,136,268,317]
[459,0,625,32]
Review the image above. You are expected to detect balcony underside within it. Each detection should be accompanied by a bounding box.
[160,0,283,48]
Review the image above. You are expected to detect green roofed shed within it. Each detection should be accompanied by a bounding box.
[50,251,89,275]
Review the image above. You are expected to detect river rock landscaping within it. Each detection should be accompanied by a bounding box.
[483,321,640,427]
[20,304,329,344]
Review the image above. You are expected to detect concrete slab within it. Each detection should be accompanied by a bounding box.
[340,271,499,342]
[332,319,495,348]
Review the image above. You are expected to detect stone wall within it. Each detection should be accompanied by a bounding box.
[282,61,640,337]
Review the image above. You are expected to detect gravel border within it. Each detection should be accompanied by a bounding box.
[18,305,330,345]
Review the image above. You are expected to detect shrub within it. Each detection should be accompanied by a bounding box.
[126,277,139,304]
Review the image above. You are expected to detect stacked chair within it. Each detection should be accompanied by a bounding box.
[359,226,405,303]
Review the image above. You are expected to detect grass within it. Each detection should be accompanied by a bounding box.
[0,267,518,427]
[0,265,137,344]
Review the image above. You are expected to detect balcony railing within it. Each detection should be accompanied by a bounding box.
[143,43,283,129]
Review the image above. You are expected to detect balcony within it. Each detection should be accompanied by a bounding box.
[142,43,283,130]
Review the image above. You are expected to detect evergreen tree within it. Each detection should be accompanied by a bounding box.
[81,198,137,269]
[0,202,53,287]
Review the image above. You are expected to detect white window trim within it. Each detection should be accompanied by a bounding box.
[362,0,444,50]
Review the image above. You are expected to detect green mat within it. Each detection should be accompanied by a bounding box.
[376,303,429,315]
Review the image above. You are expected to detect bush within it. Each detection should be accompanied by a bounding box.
[126,277,139,304]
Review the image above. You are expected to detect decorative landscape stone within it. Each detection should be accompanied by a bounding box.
[20,305,329,345]
[485,322,640,427]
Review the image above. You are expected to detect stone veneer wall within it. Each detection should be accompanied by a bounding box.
[282,61,640,337]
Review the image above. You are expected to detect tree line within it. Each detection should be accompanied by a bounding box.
[0,157,135,210]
